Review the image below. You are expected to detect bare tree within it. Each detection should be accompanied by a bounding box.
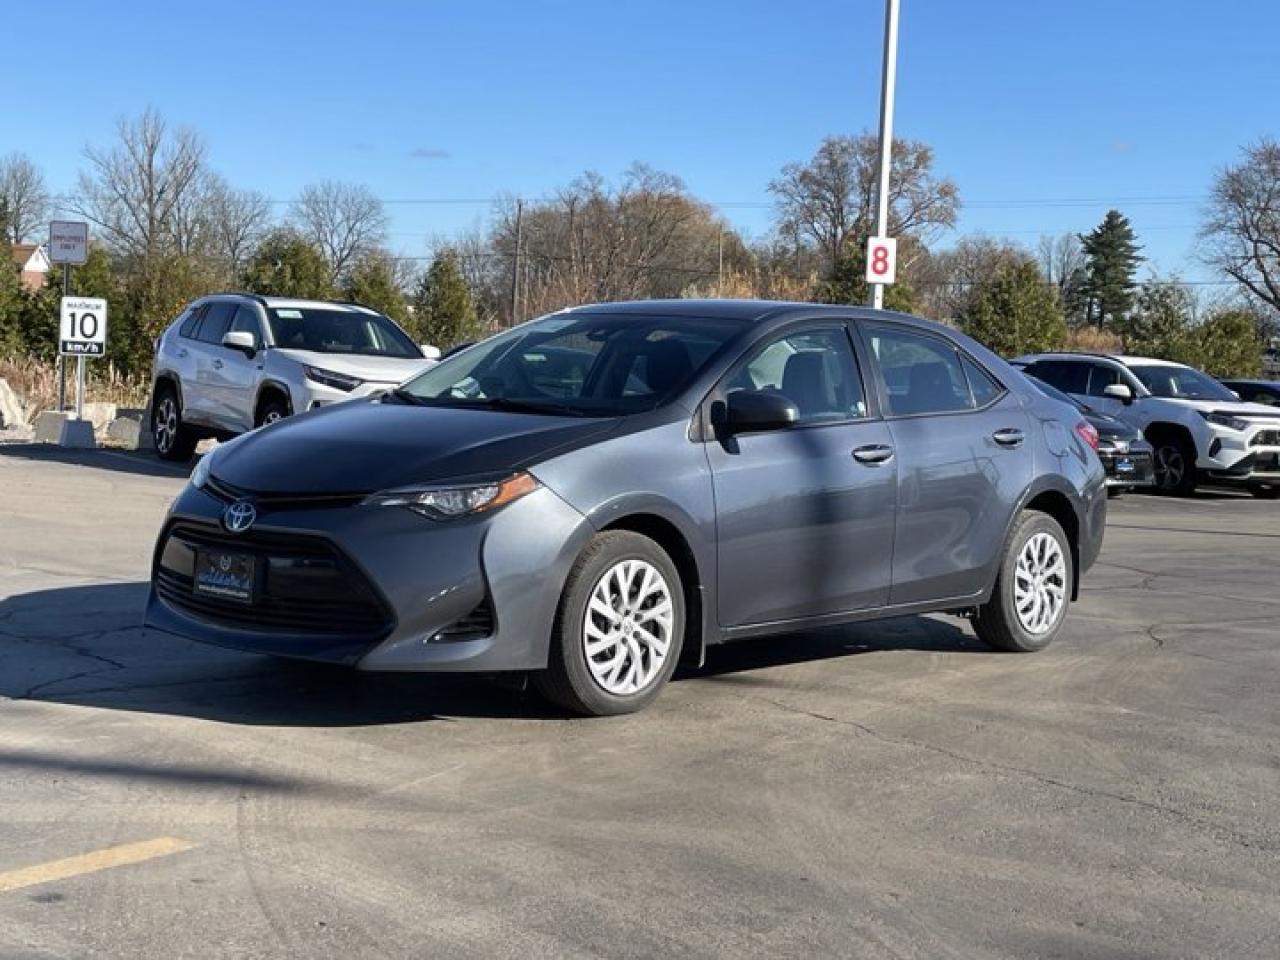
[204,175,271,275]
[1037,232,1088,326]
[71,108,206,260]
[769,133,959,271]
[291,181,389,282]
[0,152,51,244]
[914,235,1028,321]
[1202,138,1280,318]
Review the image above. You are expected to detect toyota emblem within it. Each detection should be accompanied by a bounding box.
[223,500,257,534]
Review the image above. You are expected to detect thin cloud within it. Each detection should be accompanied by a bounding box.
[1112,140,1134,155]
[410,147,452,160]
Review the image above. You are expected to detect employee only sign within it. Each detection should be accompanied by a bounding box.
[60,297,108,356]
[865,236,898,286]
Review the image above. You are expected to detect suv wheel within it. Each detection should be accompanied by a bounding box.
[1152,435,1197,496]
[255,395,289,428]
[152,386,198,462]
[973,511,1072,653]
[534,531,684,716]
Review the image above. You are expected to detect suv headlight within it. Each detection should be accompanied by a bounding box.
[1201,411,1249,432]
[363,472,540,520]
[304,365,364,392]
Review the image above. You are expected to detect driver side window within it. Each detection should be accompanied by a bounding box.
[725,328,867,424]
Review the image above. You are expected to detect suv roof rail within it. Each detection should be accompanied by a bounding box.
[199,291,270,308]
[1024,350,1120,362]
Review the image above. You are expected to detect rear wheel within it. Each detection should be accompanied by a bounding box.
[1151,435,1197,496]
[534,531,684,716]
[973,511,1072,653]
[152,386,198,462]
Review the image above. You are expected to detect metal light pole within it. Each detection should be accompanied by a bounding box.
[869,0,901,310]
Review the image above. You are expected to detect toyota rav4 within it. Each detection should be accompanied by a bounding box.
[150,294,439,461]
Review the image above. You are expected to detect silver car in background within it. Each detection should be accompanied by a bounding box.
[150,294,439,460]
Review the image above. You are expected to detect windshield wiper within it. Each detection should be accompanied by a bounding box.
[466,397,588,417]
[385,387,427,406]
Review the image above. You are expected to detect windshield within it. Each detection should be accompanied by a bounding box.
[397,311,743,416]
[1129,364,1238,402]
[266,307,420,358]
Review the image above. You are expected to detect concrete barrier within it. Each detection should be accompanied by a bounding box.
[106,415,155,451]
[0,378,27,429]
[33,410,71,443]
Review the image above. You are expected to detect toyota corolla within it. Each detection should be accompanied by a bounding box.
[147,300,1106,715]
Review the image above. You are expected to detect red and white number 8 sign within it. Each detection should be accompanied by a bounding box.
[864,237,897,285]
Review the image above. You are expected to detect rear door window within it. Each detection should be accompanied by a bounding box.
[961,354,1004,407]
[1025,360,1089,395]
[867,326,973,416]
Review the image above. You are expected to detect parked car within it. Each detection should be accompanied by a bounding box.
[149,294,440,461]
[1218,378,1280,407]
[1025,375,1155,495]
[1013,353,1280,498]
[147,301,1107,716]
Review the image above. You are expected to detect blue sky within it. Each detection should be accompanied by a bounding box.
[8,0,1278,279]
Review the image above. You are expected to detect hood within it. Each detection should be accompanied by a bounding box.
[272,348,435,385]
[1157,397,1280,420]
[211,399,621,495]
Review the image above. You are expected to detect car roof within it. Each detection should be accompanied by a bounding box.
[563,298,950,331]
[1220,378,1279,386]
[1015,351,1189,369]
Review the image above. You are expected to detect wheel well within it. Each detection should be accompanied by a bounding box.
[601,513,704,668]
[1144,421,1194,452]
[1024,490,1081,600]
[152,374,181,411]
[255,384,292,422]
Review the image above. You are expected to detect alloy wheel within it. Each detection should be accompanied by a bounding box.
[582,559,675,696]
[1154,444,1185,491]
[1013,532,1067,635]
[154,396,177,454]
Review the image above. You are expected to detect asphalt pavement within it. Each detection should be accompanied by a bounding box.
[1,442,1278,959]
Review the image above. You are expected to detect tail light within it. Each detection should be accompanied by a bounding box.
[1075,420,1100,451]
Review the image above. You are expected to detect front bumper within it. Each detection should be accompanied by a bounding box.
[1098,440,1155,487]
[146,480,592,671]
[1197,424,1280,481]
[296,379,398,412]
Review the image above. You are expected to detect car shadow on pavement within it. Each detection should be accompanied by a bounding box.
[0,442,196,480]
[2,582,984,725]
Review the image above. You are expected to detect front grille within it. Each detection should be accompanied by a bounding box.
[204,475,365,510]
[155,522,393,638]
[432,599,495,643]
[1251,429,1280,448]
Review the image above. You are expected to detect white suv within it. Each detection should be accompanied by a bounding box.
[1013,353,1280,497]
[150,294,439,461]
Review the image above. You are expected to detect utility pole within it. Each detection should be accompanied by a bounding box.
[717,227,724,297]
[869,0,901,310]
[509,199,523,326]
[58,262,70,411]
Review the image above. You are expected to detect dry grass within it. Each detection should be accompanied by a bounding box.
[0,357,150,422]
[1063,326,1123,353]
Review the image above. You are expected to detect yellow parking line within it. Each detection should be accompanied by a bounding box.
[0,837,195,893]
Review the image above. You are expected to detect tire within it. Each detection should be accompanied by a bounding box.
[151,385,198,462]
[1151,434,1197,496]
[973,511,1073,653]
[534,531,685,717]
[1249,483,1280,500]
[255,394,290,428]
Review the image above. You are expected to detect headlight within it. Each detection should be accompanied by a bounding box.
[363,472,540,520]
[304,365,364,392]
[1201,411,1249,432]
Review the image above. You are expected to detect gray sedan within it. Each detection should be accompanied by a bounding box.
[147,300,1106,715]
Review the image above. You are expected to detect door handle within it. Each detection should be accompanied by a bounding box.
[992,428,1025,448]
[177,349,188,359]
[212,359,223,370]
[852,444,895,465]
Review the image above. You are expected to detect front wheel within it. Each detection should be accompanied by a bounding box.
[1152,435,1197,496]
[534,531,684,716]
[973,511,1073,653]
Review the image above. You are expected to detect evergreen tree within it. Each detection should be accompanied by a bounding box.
[1196,309,1262,377]
[958,255,1066,356]
[241,228,335,300]
[1080,210,1143,330]
[341,252,409,325]
[815,237,916,312]
[1127,280,1195,358]
[409,249,482,348]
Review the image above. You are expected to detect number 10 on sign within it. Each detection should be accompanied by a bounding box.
[865,236,897,286]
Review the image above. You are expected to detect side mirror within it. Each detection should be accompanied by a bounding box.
[1228,389,1242,401]
[1102,383,1133,404]
[222,330,258,356]
[723,390,800,434]
[420,344,442,360]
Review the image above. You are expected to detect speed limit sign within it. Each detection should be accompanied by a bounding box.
[60,296,108,356]
[865,236,898,285]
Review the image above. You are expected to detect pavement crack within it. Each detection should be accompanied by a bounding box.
[752,694,1278,854]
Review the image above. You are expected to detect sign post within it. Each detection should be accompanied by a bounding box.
[59,296,108,421]
[48,221,90,412]
[868,0,901,310]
